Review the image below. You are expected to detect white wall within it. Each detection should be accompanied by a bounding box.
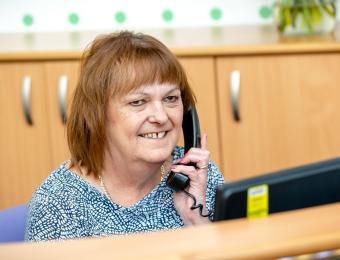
[0,0,276,33]
[0,0,338,33]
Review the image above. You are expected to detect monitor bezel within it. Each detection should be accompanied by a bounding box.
[213,157,340,222]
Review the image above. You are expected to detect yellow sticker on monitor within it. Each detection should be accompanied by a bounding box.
[247,184,269,219]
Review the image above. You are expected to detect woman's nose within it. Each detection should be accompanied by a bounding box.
[148,103,168,124]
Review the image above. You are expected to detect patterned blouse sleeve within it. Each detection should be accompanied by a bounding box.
[205,159,225,220]
[25,189,85,242]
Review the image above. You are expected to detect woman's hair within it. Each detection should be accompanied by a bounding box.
[67,31,196,177]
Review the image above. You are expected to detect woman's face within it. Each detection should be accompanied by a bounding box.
[105,83,183,165]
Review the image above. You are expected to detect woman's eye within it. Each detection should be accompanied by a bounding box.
[129,100,146,106]
[164,95,179,103]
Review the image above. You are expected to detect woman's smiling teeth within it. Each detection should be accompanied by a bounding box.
[140,131,166,139]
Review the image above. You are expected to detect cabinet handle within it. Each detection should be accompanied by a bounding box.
[22,76,33,125]
[230,70,241,122]
[58,75,68,124]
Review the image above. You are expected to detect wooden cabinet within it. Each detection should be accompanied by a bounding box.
[0,61,79,209]
[179,57,221,168]
[216,53,340,181]
[2,26,340,207]
[0,62,52,208]
[45,61,79,168]
[2,52,340,206]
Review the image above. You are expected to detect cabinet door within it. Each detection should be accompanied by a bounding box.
[179,57,222,171]
[45,61,80,168]
[217,53,340,181]
[0,62,52,209]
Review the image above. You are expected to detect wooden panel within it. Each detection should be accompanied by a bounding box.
[0,62,52,209]
[2,25,340,60]
[44,61,80,169]
[179,57,222,172]
[1,203,340,259]
[216,53,340,181]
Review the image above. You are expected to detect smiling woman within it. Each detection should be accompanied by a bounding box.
[105,83,183,171]
[25,31,224,242]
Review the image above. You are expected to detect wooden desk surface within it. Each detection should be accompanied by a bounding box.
[1,203,340,260]
[1,24,340,61]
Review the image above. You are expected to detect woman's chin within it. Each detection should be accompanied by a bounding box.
[140,150,173,164]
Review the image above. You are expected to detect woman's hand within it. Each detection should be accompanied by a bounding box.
[172,133,211,225]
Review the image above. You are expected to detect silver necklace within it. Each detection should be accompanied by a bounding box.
[98,163,166,202]
[98,174,113,203]
[160,163,166,181]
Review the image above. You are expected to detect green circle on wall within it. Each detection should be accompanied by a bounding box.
[162,9,174,22]
[68,13,79,25]
[210,7,222,21]
[115,11,126,23]
[259,6,272,19]
[23,14,34,26]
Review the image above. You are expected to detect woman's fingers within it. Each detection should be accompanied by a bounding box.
[170,164,201,179]
[173,132,210,169]
[179,149,210,166]
[201,133,207,150]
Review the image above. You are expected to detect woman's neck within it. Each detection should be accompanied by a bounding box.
[103,160,161,188]
[100,155,171,207]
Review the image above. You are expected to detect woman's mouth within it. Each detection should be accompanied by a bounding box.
[139,131,167,139]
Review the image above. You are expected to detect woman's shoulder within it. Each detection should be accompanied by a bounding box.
[30,162,96,204]
[25,163,94,241]
[37,162,78,189]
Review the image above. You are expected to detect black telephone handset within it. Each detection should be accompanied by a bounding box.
[166,106,201,191]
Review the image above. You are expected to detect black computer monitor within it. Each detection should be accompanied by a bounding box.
[213,157,340,222]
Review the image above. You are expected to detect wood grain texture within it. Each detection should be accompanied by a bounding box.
[0,62,52,208]
[2,24,340,206]
[44,61,80,169]
[216,53,340,180]
[179,57,221,169]
[1,25,340,60]
[1,203,340,260]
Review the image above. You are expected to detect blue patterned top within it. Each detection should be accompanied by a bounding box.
[25,146,224,242]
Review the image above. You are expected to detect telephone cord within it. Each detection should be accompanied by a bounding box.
[183,190,212,218]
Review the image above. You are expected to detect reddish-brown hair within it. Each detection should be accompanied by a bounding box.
[67,31,196,177]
